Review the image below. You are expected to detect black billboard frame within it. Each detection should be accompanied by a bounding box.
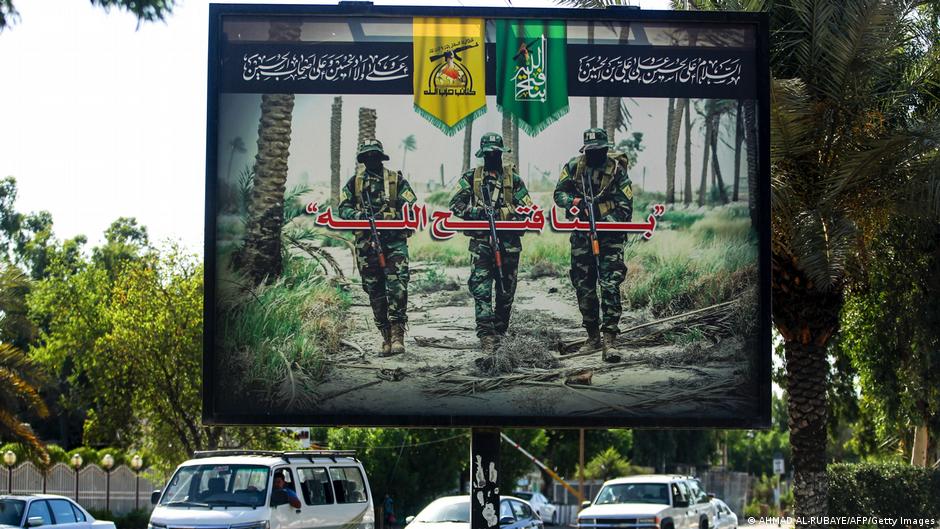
[204,2,772,430]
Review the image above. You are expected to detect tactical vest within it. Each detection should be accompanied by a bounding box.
[471,163,515,207]
[354,165,400,207]
[573,150,629,197]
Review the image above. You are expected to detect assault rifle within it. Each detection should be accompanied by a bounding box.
[581,170,601,271]
[362,187,386,269]
[480,181,505,293]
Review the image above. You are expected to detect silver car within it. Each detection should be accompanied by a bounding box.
[0,495,116,529]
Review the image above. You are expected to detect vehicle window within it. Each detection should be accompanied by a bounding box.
[514,492,533,501]
[27,501,53,526]
[298,467,334,505]
[500,501,514,521]
[328,467,367,504]
[676,482,690,505]
[595,484,670,505]
[510,500,532,520]
[161,464,269,507]
[69,503,86,523]
[48,501,77,524]
[415,500,470,523]
[685,481,702,504]
[0,499,26,526]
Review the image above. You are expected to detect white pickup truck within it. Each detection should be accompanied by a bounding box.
[577,475,715,529]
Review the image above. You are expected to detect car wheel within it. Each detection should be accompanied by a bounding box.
[550,512,557,526]
[662,521,674,529]
[700,518,709,529]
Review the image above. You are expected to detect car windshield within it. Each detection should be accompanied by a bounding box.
[0,500,25,526]
[415,500,470,523]
[161,464,270,508]
[513,492,533,501]
[595,484,669,505]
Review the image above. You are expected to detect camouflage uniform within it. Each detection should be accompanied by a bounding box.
[337,139,418,355]
[553,128,633,360]
[449,133,533,351]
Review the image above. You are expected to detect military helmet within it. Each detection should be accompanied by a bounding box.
[356,138,391,162]
[580,127,612,152]
[475,132,512,158]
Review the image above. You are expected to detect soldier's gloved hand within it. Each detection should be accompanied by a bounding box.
[381,205,398,220]
[499,206,511,220]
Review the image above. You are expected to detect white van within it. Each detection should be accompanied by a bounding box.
[149,450,374,529]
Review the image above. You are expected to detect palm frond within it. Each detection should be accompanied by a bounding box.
[0,409,49,465]
[791,210,856,291]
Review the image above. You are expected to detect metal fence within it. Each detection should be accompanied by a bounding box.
[3,462,157,515]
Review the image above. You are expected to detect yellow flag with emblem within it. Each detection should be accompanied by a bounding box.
[413,17,487,135]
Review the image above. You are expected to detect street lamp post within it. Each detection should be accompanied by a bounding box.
[70,454,83,502]
[130,455,143,510]
[101,454,115,513]
[3,451,15,494]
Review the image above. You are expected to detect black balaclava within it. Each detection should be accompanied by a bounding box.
[585,147,608,168]
[363,152,384,174]
[483,151,502,172]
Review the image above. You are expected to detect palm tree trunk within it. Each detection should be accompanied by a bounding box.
[698,117,711,207]
[772,250,841,522]
[330,97,342,206]
[733,101,743,202]
[666,99,685,204]
[602,25,630,142]
[710,113,729,204]
[358,107,377,145]
[744,100,759,230]
[240,22,301,285]
[463,120,473,173]
[683,100,693,205]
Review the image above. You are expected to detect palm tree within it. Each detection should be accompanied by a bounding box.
[226,136,247,182]
[239,20,302,285]
[462,120,474,173]
[708,100,730,204]
[666,98,687,203]
[733,101,744,201]
[683,100,693,204]
[400,134,417,173]
[769,0,940,518]
[358,107,377,146]
[330,97,343,206]
[0,264,48,464]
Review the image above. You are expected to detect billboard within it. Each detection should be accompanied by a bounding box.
[205,3,771,428]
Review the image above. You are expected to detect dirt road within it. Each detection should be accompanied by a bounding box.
[310,246,760,423]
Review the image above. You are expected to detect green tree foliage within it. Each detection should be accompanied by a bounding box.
[325,428,468,518]
[0,0,175,32]
[584,447,645,481]
[632,430,718,473]
[840,219,940,454]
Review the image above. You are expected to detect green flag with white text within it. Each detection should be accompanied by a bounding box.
[495,19,569,136]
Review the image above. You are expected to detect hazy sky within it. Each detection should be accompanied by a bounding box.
[1,0,676,252]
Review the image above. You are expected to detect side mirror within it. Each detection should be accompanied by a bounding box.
[27,517,45,527]
[706,493,715,500]
[580,500,592,509]
[405,517,415,525]
[499,516,515,526]
[151,490,162,505]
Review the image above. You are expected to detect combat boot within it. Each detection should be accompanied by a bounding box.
[602,331,621,363]
[480,335,497,355]
[390,324,406,355]
[576,329,602,354]
[378,327,392,357]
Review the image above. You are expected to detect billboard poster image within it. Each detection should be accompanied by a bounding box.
[205,4,771,428]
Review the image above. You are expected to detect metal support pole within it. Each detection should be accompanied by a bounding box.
[578,429,585,505]
[106,469,111,512]
[135,473,140,510]
[7,467,11,494]
[74,469,79,501]
[470,429,500,529]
